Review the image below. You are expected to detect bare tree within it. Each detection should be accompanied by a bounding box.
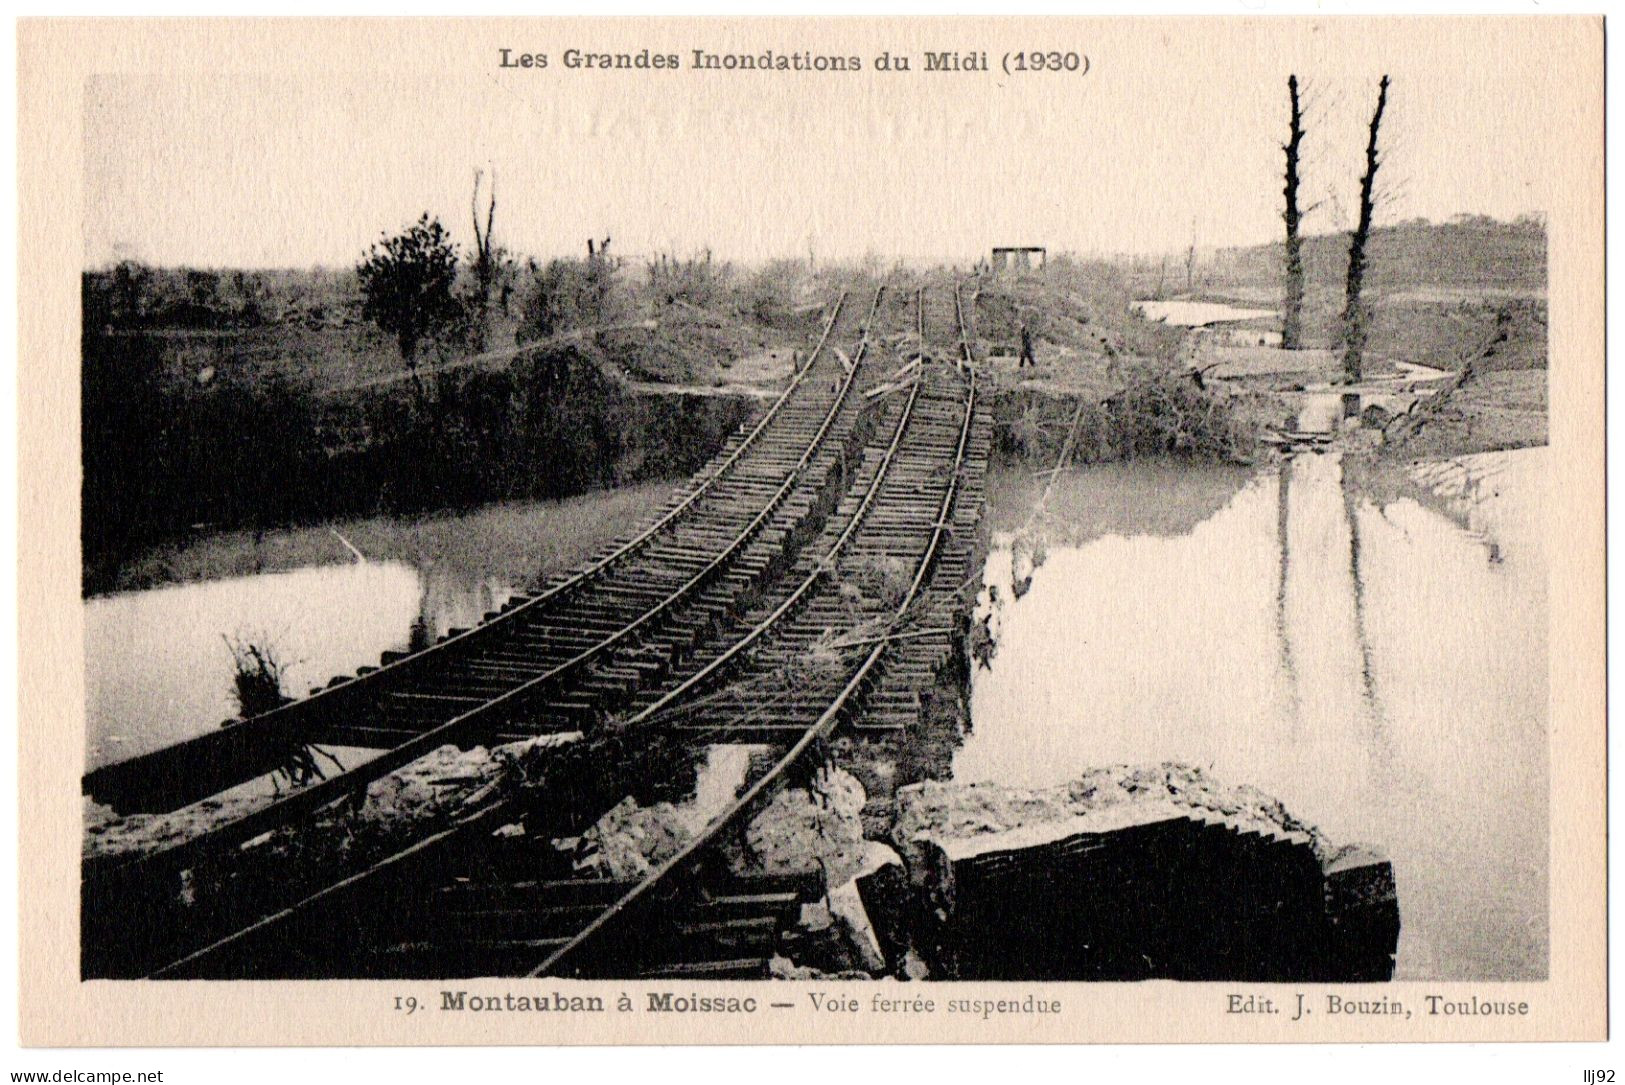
[1341,75,1390,381]
[469,168,498,351]
[1184,219,1198,293]
[1281,74,1307,350]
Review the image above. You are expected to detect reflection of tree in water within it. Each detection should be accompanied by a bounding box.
[1275,461,1301,724]
[1276,455,1391,757]
[1338,458,1391,763]
[1336,453,1514,763]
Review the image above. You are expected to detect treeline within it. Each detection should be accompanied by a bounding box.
[81,324,753,594]
[79,234,826,593]
[82,262,363,332]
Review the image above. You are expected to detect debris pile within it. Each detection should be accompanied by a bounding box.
[83,733,581,861]
[572,795,694,879]
[722,766,869,886]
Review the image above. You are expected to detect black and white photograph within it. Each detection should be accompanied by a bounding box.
[15,12,1605,1051]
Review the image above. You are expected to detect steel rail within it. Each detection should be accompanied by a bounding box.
[621,286,930,728]
[82,290,855,804]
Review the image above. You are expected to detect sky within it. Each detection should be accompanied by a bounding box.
[79,17,1583,269]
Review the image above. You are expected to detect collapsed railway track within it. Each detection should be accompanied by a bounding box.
[85,287,873,816]
[83,281,991,981]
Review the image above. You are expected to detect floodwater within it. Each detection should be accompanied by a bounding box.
[84,559,517,769]
[1133,299,1279,327]
[961,450,1548,980]
[675,745,763,831]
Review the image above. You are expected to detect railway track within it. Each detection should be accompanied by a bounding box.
[520,286,985,980]
[85,287,875,816]
[83,284,891,975]
[619,289,976,743]
[86,281,991,981]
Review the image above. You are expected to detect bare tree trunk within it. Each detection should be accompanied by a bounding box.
[1282,74,1306,350]
[1342,75,1390,381]
[470,168,497,351]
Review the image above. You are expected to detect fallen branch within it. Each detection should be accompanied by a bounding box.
[1383,313,1507,445]
[865,376,919,400]
[829,625,957,651]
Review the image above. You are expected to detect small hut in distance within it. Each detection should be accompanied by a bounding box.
[990,247,1047,274]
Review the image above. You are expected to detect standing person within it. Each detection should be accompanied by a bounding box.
[1019,319,1036,369]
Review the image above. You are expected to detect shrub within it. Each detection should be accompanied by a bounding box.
[223,633,292,719]
[516,257,623,343]
[357,213,464,362]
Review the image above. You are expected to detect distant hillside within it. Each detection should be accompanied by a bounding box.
[1207,215,1547,297]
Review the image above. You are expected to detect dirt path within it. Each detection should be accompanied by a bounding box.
[317,320,659,396]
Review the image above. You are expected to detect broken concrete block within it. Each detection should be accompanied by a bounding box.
[890,771,1399,982]
[854,841,912,970]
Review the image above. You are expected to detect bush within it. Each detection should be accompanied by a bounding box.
[995,365,1255,466]
[224,633,292,719]
[1102,363,1257,459]
[357,213,464,362]
[516,257,623,343]
[644,249,730,310]
[738,259,808,327]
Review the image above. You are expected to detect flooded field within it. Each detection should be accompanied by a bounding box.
[1133,299,1279,327]
[961,450,1548,981]
[84,558,516,769]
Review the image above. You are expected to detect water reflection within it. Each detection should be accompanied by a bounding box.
[409,563,519,651]
[961,450,1548,980]
[84,559,517,769]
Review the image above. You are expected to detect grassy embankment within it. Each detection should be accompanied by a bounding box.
[81,256,832,595]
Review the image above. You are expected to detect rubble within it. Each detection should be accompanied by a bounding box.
[571,796,693,880]
[886,765,1395,982]
[83,732,582,861]
[721,766,868,886]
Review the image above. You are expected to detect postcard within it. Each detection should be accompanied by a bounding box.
[15,14,1605,1046]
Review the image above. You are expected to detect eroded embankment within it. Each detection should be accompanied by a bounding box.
[83,340,759,595]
